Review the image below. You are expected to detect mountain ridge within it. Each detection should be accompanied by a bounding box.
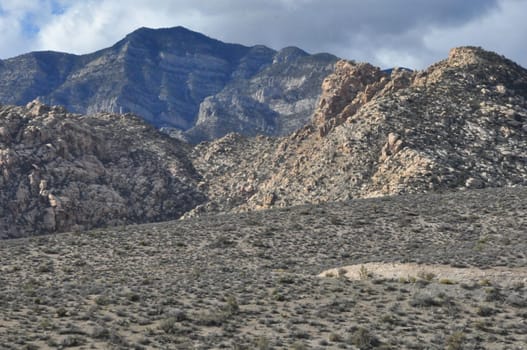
[188,46,527,215]
[0,100,206,238]
[0,26,337,141]
[1,46,527,237]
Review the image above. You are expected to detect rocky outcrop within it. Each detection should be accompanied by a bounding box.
[190,47,527,214]
[0,27,337,142]
[0,101,205,238]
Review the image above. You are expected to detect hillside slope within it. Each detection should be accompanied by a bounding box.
[1,187,526,348]
[191,47,527,214]
[0,101,205,238]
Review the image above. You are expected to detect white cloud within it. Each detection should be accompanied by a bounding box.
[423,0,527,68]
[1,0,525,70]
[35,0,212,54]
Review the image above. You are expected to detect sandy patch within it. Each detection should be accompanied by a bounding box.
[319,263,527,285]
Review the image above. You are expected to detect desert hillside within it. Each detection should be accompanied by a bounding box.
[191,47,527,215]
[2,47,527,238]
[0,187,526,349]
[0,101,205,238]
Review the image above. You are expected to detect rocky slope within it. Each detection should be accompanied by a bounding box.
[0,27,336,142]
[2,46,526,236]
[0,101,205,238]
[191,47,527,214]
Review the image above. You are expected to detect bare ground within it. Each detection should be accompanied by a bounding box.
[1,186,526,349]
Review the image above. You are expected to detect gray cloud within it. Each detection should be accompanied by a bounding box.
[1,0,526,69]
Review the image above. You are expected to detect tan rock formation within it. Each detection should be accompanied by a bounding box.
[0,101,205,238]
[191,46,527,214]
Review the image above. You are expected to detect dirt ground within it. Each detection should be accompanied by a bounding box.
[1,186,526,349]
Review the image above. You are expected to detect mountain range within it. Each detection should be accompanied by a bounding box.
[1,27,526,349]
[0,26,337,143]
[189,47,527,215]
[1,41,526,237]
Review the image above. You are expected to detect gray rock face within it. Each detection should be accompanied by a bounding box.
[0,101,205,238]
[0,27,337,141]
[185,49,337,142]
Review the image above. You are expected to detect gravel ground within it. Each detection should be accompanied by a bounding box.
[1,186,526,349]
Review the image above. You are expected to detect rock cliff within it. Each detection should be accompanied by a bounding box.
[185,48,336,142]
[0,101,205,238]
[190,47,527,214]
[0,27,337,142]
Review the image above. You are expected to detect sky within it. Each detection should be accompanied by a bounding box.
[0,0,526,69]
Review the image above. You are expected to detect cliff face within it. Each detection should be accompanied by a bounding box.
[190,47,527,214]
[185,48,336,142]
[0,101,205,238]
[0,27,337,141]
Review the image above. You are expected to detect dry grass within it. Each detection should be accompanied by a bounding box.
[0,186,526,349]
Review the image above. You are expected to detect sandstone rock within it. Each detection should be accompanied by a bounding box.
[191,47,527,215]
[0,104,206,238]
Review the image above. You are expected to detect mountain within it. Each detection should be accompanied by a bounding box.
[0,101,205,238]
[189,47,527,215]
[185,48,337,142]
[2,46,527,237]
[0,26,337,142]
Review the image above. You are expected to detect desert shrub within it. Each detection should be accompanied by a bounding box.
[56,307,68,317]
[223,295,240,315]
[417,271,436,281]
[349,327,380,348]
[445,331,465,350]
[193,310,228,326]
[159,317,178,334]
[506,293,527,307]
[91,326,110,339]
[37,261,54,273]
[94,295,111,306]
[328,332,343,342]
[290,341,308,350]
[61,336,84,347]
[126,292,141,302]
[278,274,296,284]
[476,305,495,316]
[359,265,372,280]
[409,293,442,307]
[439,278,457,285]
[23,344,39,350]
[254,335,271,350]
[484,287,504,302]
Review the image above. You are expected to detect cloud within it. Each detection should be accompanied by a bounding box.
[0,0,72,57]
[1,0,525,70]
[422,0,527,68]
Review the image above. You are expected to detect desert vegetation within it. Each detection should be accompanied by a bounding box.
[1,186,526,349]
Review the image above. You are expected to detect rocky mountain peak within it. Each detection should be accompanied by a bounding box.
[447,46,506,67]
[0,27,337,141]
[272,46,309,64]
[189,46,527,215]
[313,60,391,137]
